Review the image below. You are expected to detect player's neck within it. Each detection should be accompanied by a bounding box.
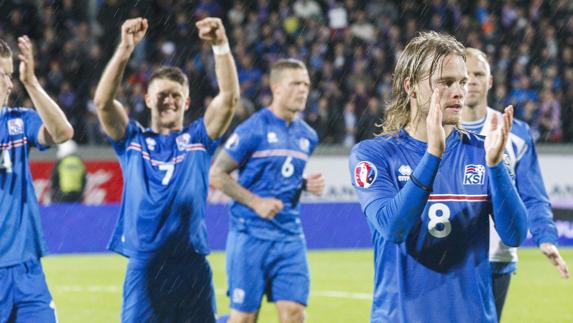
[406,119,455,143]
[150,121,183,135]
[462,102,487,122]
[269,104,295,123]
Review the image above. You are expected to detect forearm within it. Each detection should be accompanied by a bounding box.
[365,152,440,243]
[93,45,132,109]
[489,163,528,247]
[527,203,558,246]
[23,79,72,143]
[211,170,256,208]
[213,46,240,101]
[204,47,240,138]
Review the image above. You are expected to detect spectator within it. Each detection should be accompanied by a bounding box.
[51,140,87,203]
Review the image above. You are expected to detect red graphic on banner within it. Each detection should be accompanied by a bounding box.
[31,161,124,205]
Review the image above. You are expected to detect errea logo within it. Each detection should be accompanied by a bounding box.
[463,164,485,185]
[398,165,412,182]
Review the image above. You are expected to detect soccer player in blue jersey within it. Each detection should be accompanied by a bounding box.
[462,47,569,320]
[210,59,325,323]
[93,17,239,322]
[349,31,529,323]
[0,37,74,322]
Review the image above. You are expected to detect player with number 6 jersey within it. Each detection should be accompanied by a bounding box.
[210,59,324,323]
[349,32,528,323]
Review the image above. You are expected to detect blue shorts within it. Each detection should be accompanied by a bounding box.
[0,259,57,322]
[122,251,216,323]
[226,231,310,312]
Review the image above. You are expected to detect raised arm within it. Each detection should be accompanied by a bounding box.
[197,18,240,139]
[486,106,528,247]
[17,36,73,145]
[210,150,283,219]
[351,89,443,243]
[93,18,148,141]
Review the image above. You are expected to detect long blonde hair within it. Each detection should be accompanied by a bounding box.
[380,31,465,135]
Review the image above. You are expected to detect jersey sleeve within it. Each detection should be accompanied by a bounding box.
[192,118,219,155]
[23,109,49,151]
[349,141,440,243]
[223,117,261,165]
[488,162,528,247]
[108,120,141,156]
[515,128,558,245]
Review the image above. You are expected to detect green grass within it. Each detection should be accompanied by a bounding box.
[43,249,573,322]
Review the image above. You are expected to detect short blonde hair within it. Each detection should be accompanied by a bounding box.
[269,58,307,84]
[464,47,491,73]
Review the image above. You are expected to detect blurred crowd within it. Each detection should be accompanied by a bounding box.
[1,0,573,145]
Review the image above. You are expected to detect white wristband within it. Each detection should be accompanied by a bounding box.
[212,42,230,55]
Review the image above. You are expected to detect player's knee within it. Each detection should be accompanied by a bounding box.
[277,302,306,323]
[228,310,257,323]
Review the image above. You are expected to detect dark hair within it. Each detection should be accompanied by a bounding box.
[0,39,12,58]
[148,66,189,89]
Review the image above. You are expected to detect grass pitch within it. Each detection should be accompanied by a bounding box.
[43,248,573,322]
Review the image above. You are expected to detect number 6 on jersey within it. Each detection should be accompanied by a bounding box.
[281,156,294,178]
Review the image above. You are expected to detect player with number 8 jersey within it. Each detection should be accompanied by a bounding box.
[349,32,528,323]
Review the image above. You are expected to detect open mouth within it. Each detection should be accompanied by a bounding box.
[445,104,462,111]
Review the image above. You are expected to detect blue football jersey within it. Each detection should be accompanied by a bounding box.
[223,108,318,241]
[350,129,498,323]
[463,107,557,271]
[108,119,218,258]
[0,107,49,267]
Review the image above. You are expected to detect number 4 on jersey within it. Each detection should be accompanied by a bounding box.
[0,149,12,173]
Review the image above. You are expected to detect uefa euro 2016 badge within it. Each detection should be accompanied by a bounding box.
[145,137,157,151]
[7,118,24,135]
[463,164,485,185]
[176,133,190,151]
[354,161,377,188]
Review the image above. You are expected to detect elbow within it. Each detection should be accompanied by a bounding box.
[367,210,408,244]
[382,225,408,244]
[93,99,107,111]
[93,93,111,112]
[499,220,528,247]
[209,167,223,190]
[53,124,75,144]
[220,91,240,110]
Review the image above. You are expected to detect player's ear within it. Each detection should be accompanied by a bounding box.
[145,93,152,110]
[404,78,416,98]
[185,96,190,111]
[487,74,493,90]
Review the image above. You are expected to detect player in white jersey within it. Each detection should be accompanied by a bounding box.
[462,47,569,320]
